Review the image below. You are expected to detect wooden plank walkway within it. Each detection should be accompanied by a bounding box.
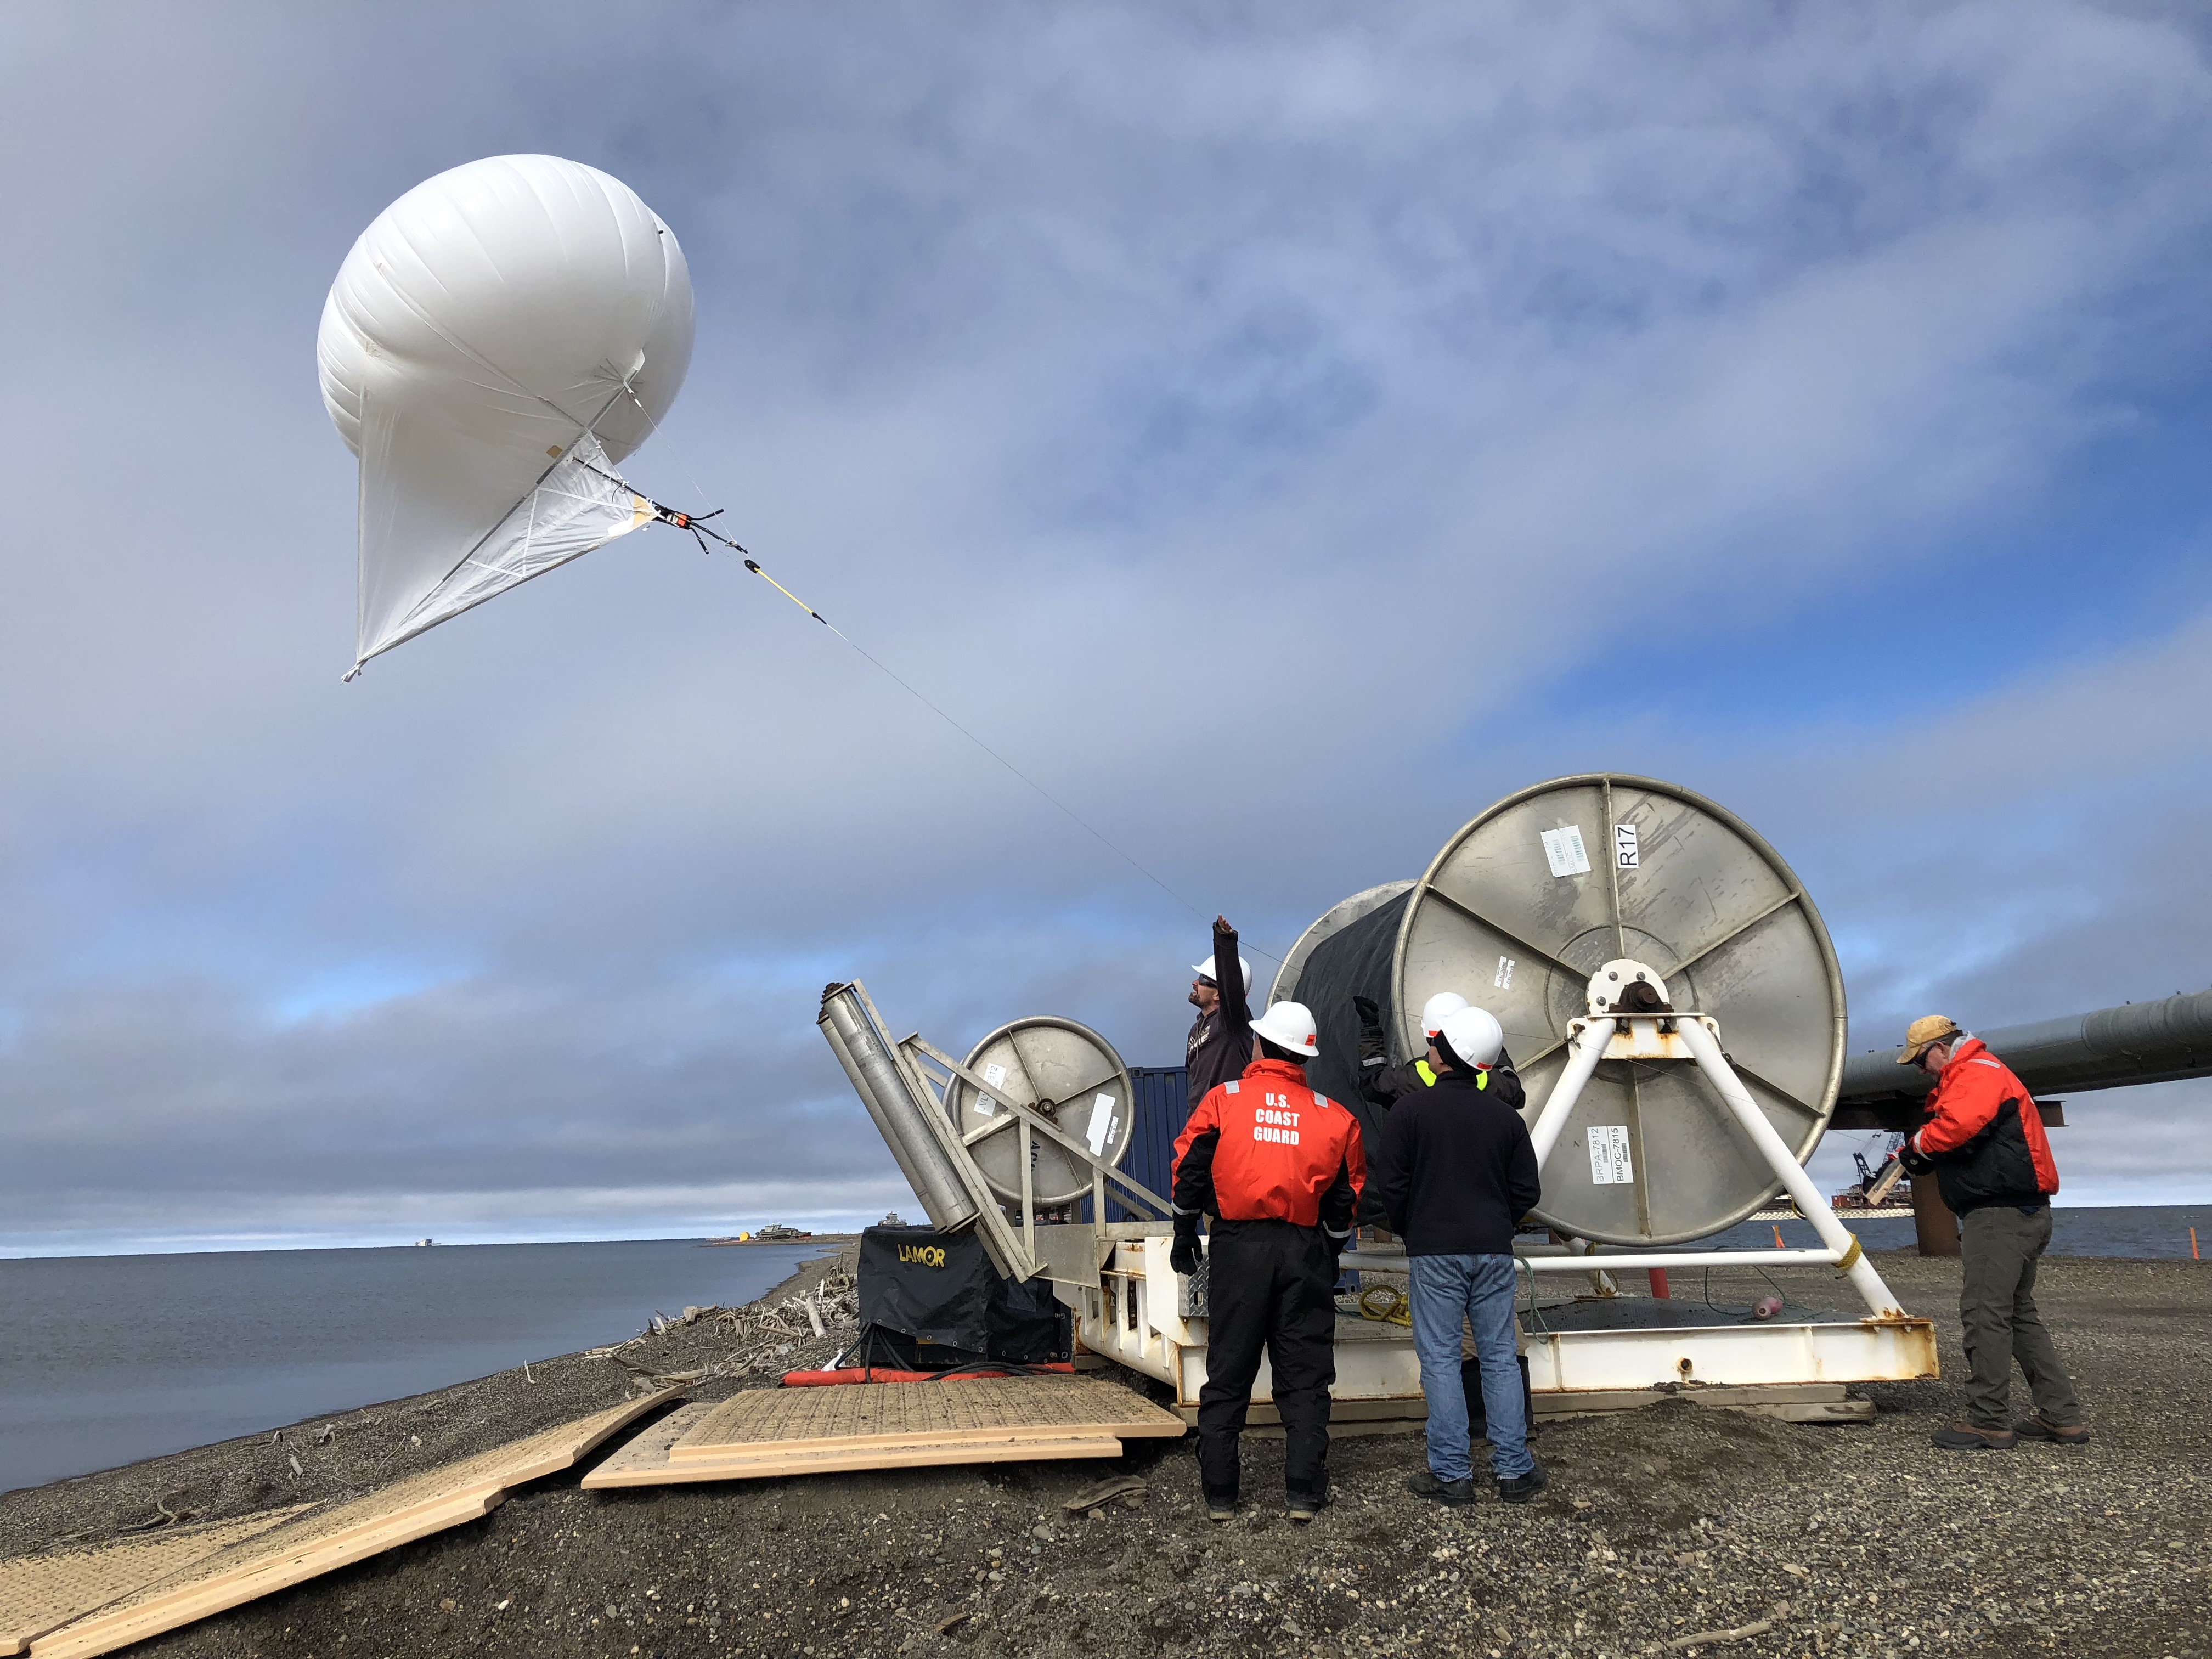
[586,1377,1184,1489]
[1,1509,310,1655]
[24,1389,677,1659]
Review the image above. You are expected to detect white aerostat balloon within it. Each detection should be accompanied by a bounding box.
[318,155,694,677]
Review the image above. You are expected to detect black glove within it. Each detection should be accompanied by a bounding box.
[1171,1215,1204,1277]
[1898,1144,1934,1176]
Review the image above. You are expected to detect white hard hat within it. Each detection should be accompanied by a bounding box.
[1436,1006,1504,1069]
[1420,991,1470,1037]
[1191,956,1253,995]
[1251,1000,1321,1057]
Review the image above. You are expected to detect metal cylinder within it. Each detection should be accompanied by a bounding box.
[1839,986,2212,1107]
[818,984,982,1233]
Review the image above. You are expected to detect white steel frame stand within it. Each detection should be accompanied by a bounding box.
[1488,958,1935,1398]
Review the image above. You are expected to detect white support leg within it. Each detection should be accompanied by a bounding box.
[1528,1019,1609,1169]
[1674,1017,1905,1317]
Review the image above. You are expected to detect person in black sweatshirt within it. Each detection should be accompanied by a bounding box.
[1369,1004,1545,1506]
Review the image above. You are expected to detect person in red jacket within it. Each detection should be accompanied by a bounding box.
[1895,1015,2085,1451]
[1171,998,1365,1525]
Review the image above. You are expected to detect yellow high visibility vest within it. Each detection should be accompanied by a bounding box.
[1415,1060,1487,1090]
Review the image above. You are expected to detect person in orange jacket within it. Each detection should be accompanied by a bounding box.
[1171,994,1365,1525]
[1895,1014,2085,1451]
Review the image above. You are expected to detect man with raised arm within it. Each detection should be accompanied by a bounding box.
[1184,915,1255,1111]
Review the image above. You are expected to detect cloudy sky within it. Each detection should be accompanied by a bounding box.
[2,3,2207,1256]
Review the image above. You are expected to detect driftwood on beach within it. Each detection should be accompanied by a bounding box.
[579,1266,862,1390]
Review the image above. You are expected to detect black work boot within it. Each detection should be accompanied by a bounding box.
[1204,1488,1238,1523]
[1932,1424,2016,1451]
[1497,1463,1549,1505]
[2013,1417,2090,1446]
[1285,1479,1332,1524]
[1405,1468,1475,1508]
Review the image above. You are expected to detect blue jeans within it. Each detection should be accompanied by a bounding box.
[1408,1254,1530,1481]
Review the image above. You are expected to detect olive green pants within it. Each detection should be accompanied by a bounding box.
[1960,1205,2081,1431]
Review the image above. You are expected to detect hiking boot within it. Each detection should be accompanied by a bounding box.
[1204,1491,1238,1524]
[1496,1464,1549,1505]
[1286,1482,1333,1525]
[2014,1417,2090,1446]
[1932,1423,2016,1451]
[1405,1469,1475,1508]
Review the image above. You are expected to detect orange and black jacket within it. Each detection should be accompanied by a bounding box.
[1171,1057,1365,1239]
[1912,1038,2059,1215]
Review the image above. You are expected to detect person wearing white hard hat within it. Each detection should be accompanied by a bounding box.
[1184,914,1256,1112]
[1369,1003,1547,1507]
[1353,990,1525,1116]
[1346,990,1523,1232]
[1171,997,1365,1526]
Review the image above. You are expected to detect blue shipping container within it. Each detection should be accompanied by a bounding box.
[1079,1064,1188,1223]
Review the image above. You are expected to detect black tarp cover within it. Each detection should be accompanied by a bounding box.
[1291,890,1412,1142]
[856,1224,1063,1366]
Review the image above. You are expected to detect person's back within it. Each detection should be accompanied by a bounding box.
[1373,1069,1538,1257]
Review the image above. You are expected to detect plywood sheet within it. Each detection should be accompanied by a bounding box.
[31,1389,678,1659]
[0,1509,311,1655]
[673,1377,1183,1460]
[581,1404,1122,1489]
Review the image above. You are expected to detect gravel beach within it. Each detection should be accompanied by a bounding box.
[5,1248,2207,1658]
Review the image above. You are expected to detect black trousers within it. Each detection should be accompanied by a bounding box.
[1197,1218,1338,1500]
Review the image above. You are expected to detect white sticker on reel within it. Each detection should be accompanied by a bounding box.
[1086,1094,1119,1156]
[975,1061,1008,1116]
[1542,825,1590,878]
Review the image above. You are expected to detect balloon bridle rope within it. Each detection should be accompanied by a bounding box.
[573,456,1229,935]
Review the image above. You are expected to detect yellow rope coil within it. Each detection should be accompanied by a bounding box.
[1357,1285,1412,1327]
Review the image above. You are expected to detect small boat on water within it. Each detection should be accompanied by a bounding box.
[706,1223,815,1246]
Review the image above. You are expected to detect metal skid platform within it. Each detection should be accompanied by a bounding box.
[1060,1224,1933,1423]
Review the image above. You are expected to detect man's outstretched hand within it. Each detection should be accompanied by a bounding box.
[1214,914,1235,939]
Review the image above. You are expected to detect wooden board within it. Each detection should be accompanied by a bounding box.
[30,1390,678,1659]
[671,1377,1184,1462]
[581,1404,1123,1488]
[0,1509,311,1655]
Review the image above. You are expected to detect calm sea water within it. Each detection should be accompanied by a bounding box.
[1704,1200,2212,1257]
[0,1239,834,1498]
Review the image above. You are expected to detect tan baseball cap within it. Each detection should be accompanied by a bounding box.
[1898,1014,1962,1065]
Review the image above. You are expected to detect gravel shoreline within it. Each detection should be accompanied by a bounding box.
[5,1248,2207,1658]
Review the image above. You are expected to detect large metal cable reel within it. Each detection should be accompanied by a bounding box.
[1404,775,1844,1244]
[943,1017,1137,1207]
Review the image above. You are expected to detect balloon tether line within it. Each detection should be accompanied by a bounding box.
[580,461,1232,937]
